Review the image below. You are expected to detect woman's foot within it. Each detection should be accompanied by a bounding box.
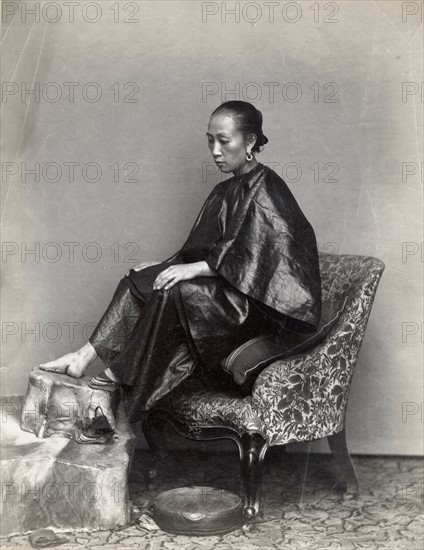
[39,343,97,378]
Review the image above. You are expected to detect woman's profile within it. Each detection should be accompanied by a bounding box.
[40,101,322,423]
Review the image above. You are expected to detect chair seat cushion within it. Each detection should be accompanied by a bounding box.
[159,386,266,437]
[221,296,347,385]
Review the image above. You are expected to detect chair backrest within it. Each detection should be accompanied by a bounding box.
[318,252,385,357]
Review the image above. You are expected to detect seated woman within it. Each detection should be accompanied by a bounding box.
[40,100,322,424]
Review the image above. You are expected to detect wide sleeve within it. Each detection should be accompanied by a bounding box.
[205,185,322,332]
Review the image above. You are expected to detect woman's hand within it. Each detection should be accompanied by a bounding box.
[153,261,217,290]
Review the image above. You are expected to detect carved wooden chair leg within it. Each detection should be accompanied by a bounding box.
[239,432,268,529]
[327,429,359,495]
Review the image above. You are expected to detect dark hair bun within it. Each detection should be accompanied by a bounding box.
[258,133,268,147]
[211,101,269,153]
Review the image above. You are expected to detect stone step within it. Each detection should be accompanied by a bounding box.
[1,369,136,537]
[21,368,121,439]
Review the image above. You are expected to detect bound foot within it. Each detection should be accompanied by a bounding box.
[39,343,97,378]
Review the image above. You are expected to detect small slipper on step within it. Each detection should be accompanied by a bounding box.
[88,371,120,392]
[75,406,115,444]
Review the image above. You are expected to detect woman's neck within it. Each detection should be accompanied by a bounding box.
[233,160,259,178]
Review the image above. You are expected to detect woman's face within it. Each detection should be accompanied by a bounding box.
[206,113,255,175]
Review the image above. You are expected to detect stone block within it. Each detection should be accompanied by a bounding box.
[21,368,120,439]
[1,390,136,536]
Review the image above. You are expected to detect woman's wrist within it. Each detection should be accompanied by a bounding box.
[193,261,218,278]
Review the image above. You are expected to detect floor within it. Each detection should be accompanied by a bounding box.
[2,450,423,550]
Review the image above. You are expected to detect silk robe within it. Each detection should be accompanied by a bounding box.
[90,162,322,422]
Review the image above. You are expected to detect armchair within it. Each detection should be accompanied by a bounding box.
[141,253,385,525]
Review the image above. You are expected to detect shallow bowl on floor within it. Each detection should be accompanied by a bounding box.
[153,486,243,535]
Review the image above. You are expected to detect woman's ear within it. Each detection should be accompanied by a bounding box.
[247,133,258,151]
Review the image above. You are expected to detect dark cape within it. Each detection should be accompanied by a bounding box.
[91,162,322,422]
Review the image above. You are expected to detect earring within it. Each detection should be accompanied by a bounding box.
[246,151,253,161]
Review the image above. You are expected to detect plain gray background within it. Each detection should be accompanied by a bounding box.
[2,0,423,455]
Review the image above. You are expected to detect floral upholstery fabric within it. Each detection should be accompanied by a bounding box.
[156,253,385,446]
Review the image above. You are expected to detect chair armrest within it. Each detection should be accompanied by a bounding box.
[252,291,372,407]
[249,305,362,445]
[251,339,331,410]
